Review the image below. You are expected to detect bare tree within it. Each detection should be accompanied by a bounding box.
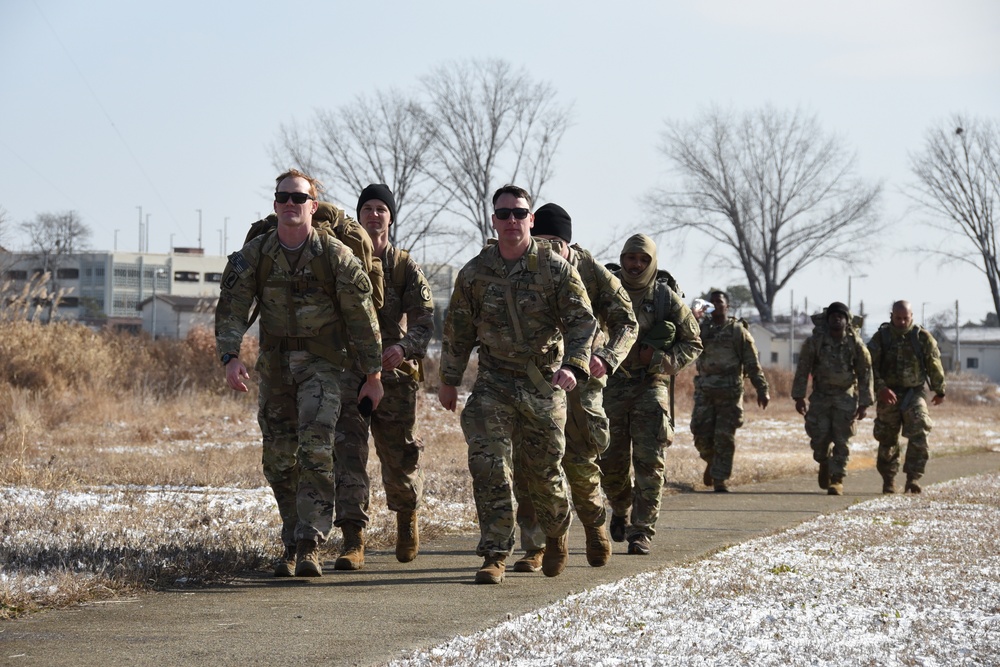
[19,210,91,270]
[270,89,456,258]
[648,106,882,322]
[907,115,1000,321]
[418,58,572,244]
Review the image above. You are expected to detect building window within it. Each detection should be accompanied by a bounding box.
[792,353,800,365]
[56,268,80,279]
[205,272,223,283]
[770,352,779,364]
[967,357,979,369]
[5,270,27,280]
[58,297,80,308]
[174,271,200,282]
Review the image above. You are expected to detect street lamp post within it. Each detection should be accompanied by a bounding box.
[151,268,166,340]
[136,206,143,251]
[848,274,868,311]
[196,209,203,250]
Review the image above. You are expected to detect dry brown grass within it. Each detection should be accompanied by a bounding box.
[1,321,997,619]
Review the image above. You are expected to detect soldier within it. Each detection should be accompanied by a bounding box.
[691,290,769,492]
[510,203,638,573]
[438,185,598,585]
[216,169,383,578]
[867,300,946,494]
[333,184,435,569]
[791,301,873,495]
[599,234,702,556]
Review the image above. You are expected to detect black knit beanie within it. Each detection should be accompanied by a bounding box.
[357,183,397,223]
[532,203,572,243]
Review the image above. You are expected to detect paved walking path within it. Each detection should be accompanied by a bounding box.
[4,451,999,667]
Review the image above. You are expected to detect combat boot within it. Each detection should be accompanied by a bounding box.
[703,459,714,487]
[881,473,896,494]
[818,460,830,490]
[627,533,651,555]
[274,544,296,578]
[905,475,922,494]
[827,477,844,496]
[713,481,729,493]
[541,534,568,577]
[609,513,628,543]
[475,555,506,584]
[335,523,365,571]
[294,539,323,578]
[584,523,612,567]
[511,548,545,573]
[395,510,419,563]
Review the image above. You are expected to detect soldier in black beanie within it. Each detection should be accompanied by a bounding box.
[357,183,397,224]
[532,203,573,244]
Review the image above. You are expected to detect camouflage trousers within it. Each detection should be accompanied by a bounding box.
[515,375,610,551]
[334,368,425,528]
[258,351,343,548]
[874,386,932,479]
[461,370,572,558]
[599,374,673,540]
[690,385,744,482]
[804,390,859,480]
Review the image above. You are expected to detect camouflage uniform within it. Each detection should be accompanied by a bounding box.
[691,317,769,484]
[215,228,381,549]
[599,274,702,541]
[792,327,873,481]
[514,244,637,552]
[867,323,946,482]
[335,244,434,526]
[440,238,597,559]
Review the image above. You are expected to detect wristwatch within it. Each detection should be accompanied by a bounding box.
[221,353,238,366]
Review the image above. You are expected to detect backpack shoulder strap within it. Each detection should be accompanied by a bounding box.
[393,248,410,297]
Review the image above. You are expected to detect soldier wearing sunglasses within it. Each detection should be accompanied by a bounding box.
[439,185,598,585]
[216,169,383,578]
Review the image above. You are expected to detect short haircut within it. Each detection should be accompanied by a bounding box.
[491,184,533,208]
[275,168,323,200]
[710,290,728,301]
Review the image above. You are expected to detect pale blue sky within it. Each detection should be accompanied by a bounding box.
[2,0,998,323]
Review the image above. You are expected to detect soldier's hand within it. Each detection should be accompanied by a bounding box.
[855,405,869,420]
[932,393,945,406]
[226,359,250,393]
[382,344,405,371]
[359,373,384,411]
[758,394,769,410]
[589,355,609,379]
[552,367,577,392]
[878,387,898,405]
[794,398,807,416]
[439,384,458,412]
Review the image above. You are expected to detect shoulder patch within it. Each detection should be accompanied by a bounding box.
[228,250,251,275]
[420,283,433,303]
[352,268,373,293]
[223,271,239,289]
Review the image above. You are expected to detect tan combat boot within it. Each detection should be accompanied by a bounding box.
[475,555,506,584]
[905,475,922,494]
[274,544,296,578]
[396,510,419,563]
[294,539,323,577]
[584,523,611,567]
[827,477,844,496]
[511,548,545,573]
[335,523,365,571]
[542,534,568,577]
[882,473,896,495]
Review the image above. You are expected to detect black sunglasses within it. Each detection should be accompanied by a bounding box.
[494,207,530,220]
[275,191,315,204]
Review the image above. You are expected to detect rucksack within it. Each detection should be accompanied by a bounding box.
[875,322,927,381]
[242,202,385,326]
[604,265,683,321]
[806,309,866,369]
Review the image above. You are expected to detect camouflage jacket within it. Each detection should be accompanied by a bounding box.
[867,323,946,395]
[378,244,434,361]
[215,227,382,375]
[615,274,702,377]
[568,244,637,373]
[695,316,769,397]
[792,329,874,405]
[440,238,597,387]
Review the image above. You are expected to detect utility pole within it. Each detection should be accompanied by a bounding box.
[145,214,151,252]
[223,216,229,255]
[955,300,961,374]
[196,209,203,250]
[136,205,143,252]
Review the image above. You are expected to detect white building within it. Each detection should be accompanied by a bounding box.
[937,327,1000,383]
